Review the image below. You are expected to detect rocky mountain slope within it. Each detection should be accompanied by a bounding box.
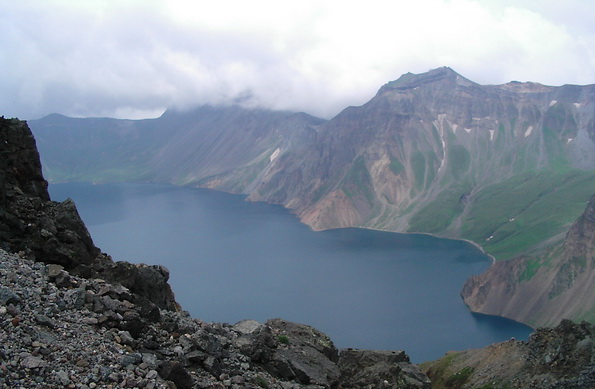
[30,68,595,262]
[30,106,323,190]
[462,193,595,327]
[245,67,595,260]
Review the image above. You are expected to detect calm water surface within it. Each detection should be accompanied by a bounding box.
[49,182,532,362]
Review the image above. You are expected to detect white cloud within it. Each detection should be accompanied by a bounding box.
[0,0,593,120]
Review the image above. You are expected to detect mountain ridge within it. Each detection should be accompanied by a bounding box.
[28,68,595,327]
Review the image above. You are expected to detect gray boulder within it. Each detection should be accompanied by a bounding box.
[338,349,431,389]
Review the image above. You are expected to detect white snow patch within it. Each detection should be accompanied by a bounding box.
[464,128,472,133]
[489,129,495,141]
[549,100,557,107]
[574,103,582,108]
[524,126,533,137]
[567,138,573,144]
[270,147,281,162]
[433,114,448,173]
[451,122,458,134]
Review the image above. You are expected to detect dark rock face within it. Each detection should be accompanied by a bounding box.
[90,256,179,312]
[338,349,431,389]
[228,318,432,388]
[0,117,97,266]
[0,117,176,310]
[0,117,49,202]
[262,318,341,387]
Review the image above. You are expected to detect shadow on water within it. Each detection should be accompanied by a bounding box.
[471,312,533,340]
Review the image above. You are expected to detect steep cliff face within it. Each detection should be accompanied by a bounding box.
[0,117,96,266]
[249,67,595,259]
[462,195,595,327]
[0,117,177,311]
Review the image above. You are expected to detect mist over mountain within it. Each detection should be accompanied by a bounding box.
[31,67,595,257]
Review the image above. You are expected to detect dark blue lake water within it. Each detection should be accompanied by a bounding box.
[49,182,532,362]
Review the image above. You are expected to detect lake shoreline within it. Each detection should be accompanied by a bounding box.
[49,182,533,363]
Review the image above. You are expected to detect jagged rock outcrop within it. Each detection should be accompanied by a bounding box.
[0,117,98,267]
[261,319,341,387]
[338,349,431,389]
[230,318,432,388]
[422,319,595,389]
[462,194,595,327]
[0,247,433,388]
[0,117,176,310]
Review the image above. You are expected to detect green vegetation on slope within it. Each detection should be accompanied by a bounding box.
[341,156,375,207]
[463,170,595,260]
[448,144,470,179]
[388,156,405,175]
[408,170,595,260]
[408,185,468,233]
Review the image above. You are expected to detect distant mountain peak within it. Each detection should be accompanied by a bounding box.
[500,80,552,93]
[381,66,476,92]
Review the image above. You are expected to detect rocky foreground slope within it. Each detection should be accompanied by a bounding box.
[0,248,431,388]
[422,320,595,389]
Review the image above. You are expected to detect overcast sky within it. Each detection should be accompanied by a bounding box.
[1,0,594,120]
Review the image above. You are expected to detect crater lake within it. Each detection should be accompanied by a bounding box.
[49,182,532,362]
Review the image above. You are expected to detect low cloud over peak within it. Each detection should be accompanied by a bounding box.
[1,0,594,120]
